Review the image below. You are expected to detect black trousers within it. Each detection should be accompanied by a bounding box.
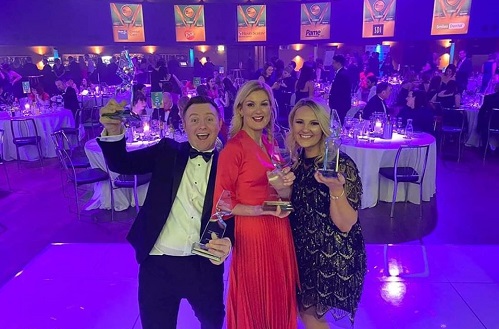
[138,255,225,329]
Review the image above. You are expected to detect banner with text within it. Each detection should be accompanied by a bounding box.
[362,0,397,38]
[110,3,145,42]
[300,3,331,40]
[237,5,267,42]
[174,5,206,42]
[431,0,472,35]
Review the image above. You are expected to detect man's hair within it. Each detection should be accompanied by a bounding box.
[183,95,221,119]
[132,91,146,106]
[376,82,390,95]
[367,76,378,85]
[332,55,346,66]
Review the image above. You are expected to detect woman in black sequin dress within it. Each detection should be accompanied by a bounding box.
[287,98,367,327]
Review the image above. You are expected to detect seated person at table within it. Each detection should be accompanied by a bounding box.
[398,89,435,134]
[98,96,233,329]
[426,75,442,102]
[66,78,79,94]
[131,91,147,116]
[362,82,391,119]
[431,80,460,109]
[295,66,315,103]
[0,84,12,105]
[80,78,94,92]
[55,78,79,114]
[133,83,146,95]
[477,83,499,147]
[28,84,50,107]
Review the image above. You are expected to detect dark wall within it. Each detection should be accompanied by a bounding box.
[1,0,498,46]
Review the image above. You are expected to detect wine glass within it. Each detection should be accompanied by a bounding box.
[344,117,354,137]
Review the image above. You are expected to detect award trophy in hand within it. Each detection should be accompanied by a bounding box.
[191,190,234,262]
[318,108,342,178]
[101,109,142,124]
[263,142,294,212]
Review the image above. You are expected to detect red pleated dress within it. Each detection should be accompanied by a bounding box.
[213,130,299,329]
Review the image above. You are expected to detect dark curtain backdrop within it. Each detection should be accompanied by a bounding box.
[0,0,497,46]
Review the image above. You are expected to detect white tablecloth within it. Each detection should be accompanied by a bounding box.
[0,109,75,161]
[341,132,437,209]
[454,107,480,147]
[84,138,156,211]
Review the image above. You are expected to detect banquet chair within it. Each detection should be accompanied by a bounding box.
[483,108,499,162]
[51,130,90,169]
[82,106,102,139]
[378,144,430,219]
[51,132,112,221]
[0,129,12,190]
[439,108,466,162]
[10,117,44,169]
[62,109,84,147]
[109,171,152,214]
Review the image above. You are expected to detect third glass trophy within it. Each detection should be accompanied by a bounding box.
[191,190,233,261]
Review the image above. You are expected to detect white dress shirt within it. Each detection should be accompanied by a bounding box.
[99,130,213,256]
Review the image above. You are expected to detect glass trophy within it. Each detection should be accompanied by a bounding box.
[318,108,342,178]
[101,110,142,123]
[191,190,233,262]
[263,138,294,213]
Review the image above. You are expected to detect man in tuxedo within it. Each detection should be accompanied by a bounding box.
[362,82,392,120]
[55,78,79,115]
[98,96,233,329]
[328,55,352,123]
[477,83,499,148]
[455,50,472,93]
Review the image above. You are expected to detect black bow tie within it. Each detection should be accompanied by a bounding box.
[189,148,214,162]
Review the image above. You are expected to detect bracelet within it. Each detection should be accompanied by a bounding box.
[330,189,345,200]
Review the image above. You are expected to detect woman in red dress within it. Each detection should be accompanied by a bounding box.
[213,80,299,329]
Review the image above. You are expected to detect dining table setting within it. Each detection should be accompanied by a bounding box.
[340,116,436,209]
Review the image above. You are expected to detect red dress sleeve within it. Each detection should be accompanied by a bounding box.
[213,138,243,214]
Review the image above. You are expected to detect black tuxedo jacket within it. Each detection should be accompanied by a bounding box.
[97,137,235,267]
[328,67,352,120]
[362,95,387,120]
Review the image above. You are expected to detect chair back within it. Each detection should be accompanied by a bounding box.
[74,109,83,127]
[0,129,5,162]
[9,118,40,140]
[51,131,77,180]
[442,108,466,131]
[393,144,431,184]
[488,108,499,133]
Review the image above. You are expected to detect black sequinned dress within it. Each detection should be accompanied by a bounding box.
[289,152,367,323]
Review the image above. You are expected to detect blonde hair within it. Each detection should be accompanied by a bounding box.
[286,98,331,168]
[229,80,276,143]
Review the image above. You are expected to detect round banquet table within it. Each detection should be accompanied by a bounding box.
[0,109,75,161]
[340,132,437,209]
[458,106,481,147]
[84,132,188,211]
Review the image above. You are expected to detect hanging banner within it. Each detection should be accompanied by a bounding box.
[362,0,397,38]
[110,3,145,42]
[237,5,267,42]
[174,5,206,42]
[300,3,331,40]
[431,0,472,35]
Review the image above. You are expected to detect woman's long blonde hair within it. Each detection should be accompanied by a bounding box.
[286,98,331,167]
[229,80,276,143]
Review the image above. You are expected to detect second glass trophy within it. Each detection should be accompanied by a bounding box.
[191,190,233,261]
[263,139,294,212]
[318,108,342,178]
